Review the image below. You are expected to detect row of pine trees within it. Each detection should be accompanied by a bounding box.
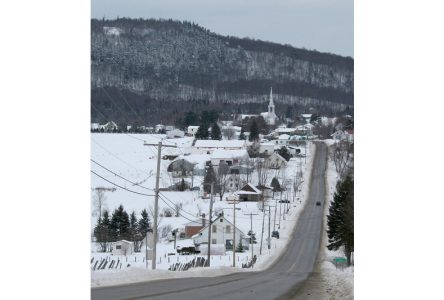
[94,205,152,252]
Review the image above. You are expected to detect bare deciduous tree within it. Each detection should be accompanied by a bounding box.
[256,158,272,188]
[92,188,108,220]
[222,128,236,140]
[332,141,354,179]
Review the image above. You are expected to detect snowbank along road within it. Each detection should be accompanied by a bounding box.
[91,141,328,300]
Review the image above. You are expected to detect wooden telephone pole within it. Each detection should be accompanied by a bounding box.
[244,212,258,267]
[143,140,176,270]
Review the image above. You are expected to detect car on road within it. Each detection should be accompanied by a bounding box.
[279,200,290,203]
[272,230,279,239]
[316,201,321,206]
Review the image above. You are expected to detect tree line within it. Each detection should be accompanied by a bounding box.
[94,205,152,253]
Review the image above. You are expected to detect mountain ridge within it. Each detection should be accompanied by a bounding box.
[91,18,353,125]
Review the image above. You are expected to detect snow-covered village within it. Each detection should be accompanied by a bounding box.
[90,88,354,298]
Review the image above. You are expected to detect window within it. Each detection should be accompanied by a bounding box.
[212,239,217,244]
[212,225,217,233]
[226,225,231,233]
[225,239,233,250]
[116,245,122,250]
[220,218,223,222]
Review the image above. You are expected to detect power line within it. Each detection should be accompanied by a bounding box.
[91,138,151,176]
[91,159,154,191]
[159,193,199,219]
[91,103,107,120]
[91,170,155,197]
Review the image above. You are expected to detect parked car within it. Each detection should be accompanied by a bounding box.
[279,200,290,203]
[176,246,200,255]
[271,230,279,239]
[316,201,321,206]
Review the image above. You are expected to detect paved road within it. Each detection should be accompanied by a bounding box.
[92,142,328,300]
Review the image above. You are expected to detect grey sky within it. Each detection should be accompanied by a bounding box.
[91,0,353,57]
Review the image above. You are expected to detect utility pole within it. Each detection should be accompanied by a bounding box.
[283,192,286,221]
[278,192,282,229]
[244,212,258,267]
[274,196,278,231]
[206,183,214,266]
[259,202,266,255]
[268,205,273,249]
[228,195,239,267]
[233,197,238,267]
[144,140,176,270]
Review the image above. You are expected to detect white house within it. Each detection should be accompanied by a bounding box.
[155,124,165,133]
[103,121,118,132]
[111,240,134,255]
[267,153,288,169]
[192,215,245,251]
[166,129,185,139]
[275,126,296,135]
[301,114,312,124]
[210,149,249,167]
[224,174,245,193]
[332,129,354,143]
[273,134,290,146]
[187,126,200,136]
[259,143,274,156]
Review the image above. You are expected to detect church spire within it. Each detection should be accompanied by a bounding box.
[268,87,274,114]
[269,87,274,106]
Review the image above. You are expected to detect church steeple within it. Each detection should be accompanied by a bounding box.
[268,87,274,114]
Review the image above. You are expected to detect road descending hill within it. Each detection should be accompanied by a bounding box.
[91,141,328,300]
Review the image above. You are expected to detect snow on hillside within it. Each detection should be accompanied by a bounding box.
[91,133,315,287]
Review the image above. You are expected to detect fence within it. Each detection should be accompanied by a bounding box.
[168,257,208,271]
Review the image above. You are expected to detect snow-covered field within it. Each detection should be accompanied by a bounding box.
[90,133,314,287]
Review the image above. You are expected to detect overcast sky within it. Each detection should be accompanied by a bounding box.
[91,0,353,57]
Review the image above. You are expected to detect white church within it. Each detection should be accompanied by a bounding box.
[238,87,278,126]
[260,87,278,125]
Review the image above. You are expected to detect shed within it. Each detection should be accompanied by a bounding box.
[111,240,134,256]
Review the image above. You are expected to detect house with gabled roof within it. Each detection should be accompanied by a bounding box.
[267,152,288,169]
[192,214,245,251]
[235,183,262,201]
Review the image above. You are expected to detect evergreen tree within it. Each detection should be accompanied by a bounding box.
[210,122,222,140]
[110,205,130,241]
[184,111,199,127]
[129,211,138,240]
[277,146,291,161]
[203,163,217,194]
[239,128,246,140]
[249,119,259,142]
[247,230,257,244]
[235,240,244,253]
[93,210,111,252]
[327,175,354,266]
[195,122,209,139]
[138,209,151,237]
[270,177,282,199]
[129,211,143,252]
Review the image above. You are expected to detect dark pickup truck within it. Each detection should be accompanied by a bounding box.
[176,246,200,255]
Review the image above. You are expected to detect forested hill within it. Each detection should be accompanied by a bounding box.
[91,18,354,125]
